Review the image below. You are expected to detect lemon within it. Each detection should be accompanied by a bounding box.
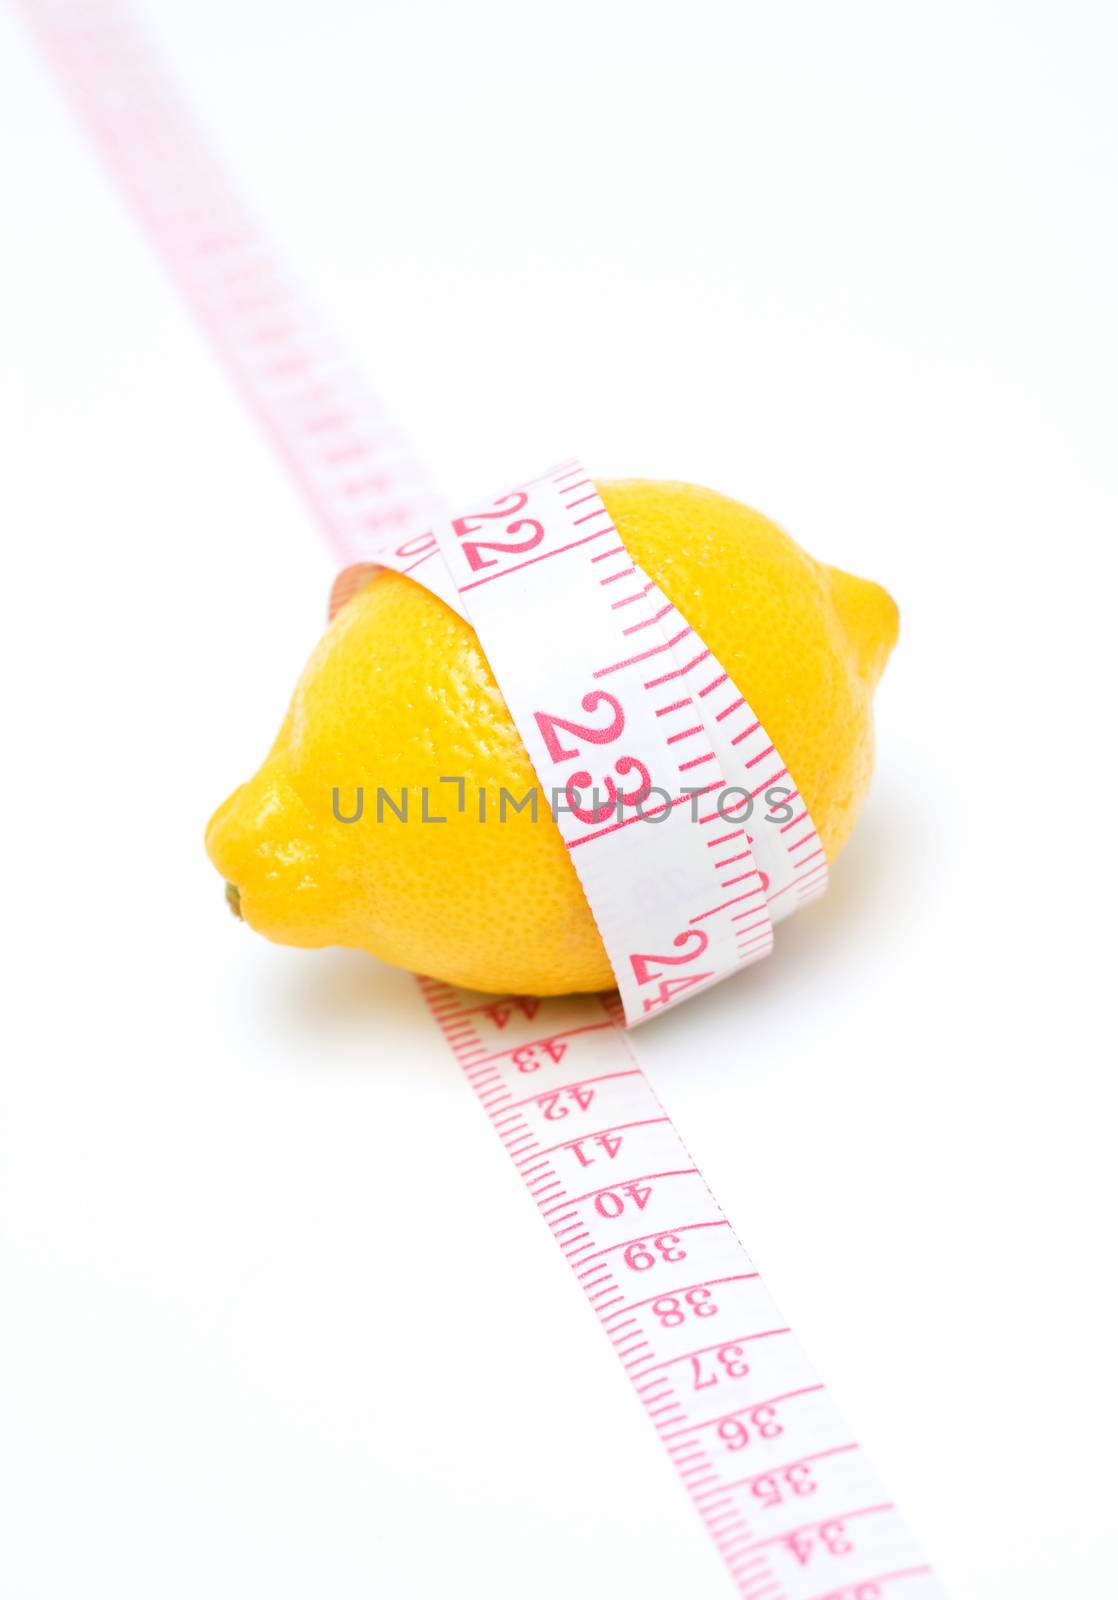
[206,480,898,995]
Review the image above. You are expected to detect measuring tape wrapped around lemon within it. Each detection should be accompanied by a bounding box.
[206,477,897,1005]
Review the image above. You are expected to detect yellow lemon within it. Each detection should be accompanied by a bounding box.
[206,480,898,995]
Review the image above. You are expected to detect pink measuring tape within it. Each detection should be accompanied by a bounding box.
[23,2,943,1593]
[335,462,828,1024]
[425,465,827,1024]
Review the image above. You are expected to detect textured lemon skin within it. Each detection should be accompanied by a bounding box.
[206,481,898,995]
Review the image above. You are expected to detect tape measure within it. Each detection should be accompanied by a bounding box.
[420,978,943,1599]
[22,2,944,1592]
[421,463,829,1025]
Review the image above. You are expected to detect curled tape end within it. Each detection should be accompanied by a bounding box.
[328,563,382,622]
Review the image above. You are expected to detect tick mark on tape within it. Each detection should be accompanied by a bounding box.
[622,601,675,635]
[714,1441,860,1500]
[744,744,776,769]
[637,1328,793,1379]
[498,1068,641,1114]
[697,673,730,698]
[661,1384,826,1441]
[611,583,657,609]
[690,888,764,923]
[579,1219,730,1262]
[643,649,711,688]
[458,525,615,591]
[593,625,693,679]
[603,1273,761,1320]
[715,696,746,721]
[734,1501,896,1561]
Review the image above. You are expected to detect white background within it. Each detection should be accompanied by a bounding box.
[1,1,1116,1595]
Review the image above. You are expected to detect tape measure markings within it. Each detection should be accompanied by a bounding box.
[428,462,784,1022]
[420,975,939,1597]
[22,0,447,577]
